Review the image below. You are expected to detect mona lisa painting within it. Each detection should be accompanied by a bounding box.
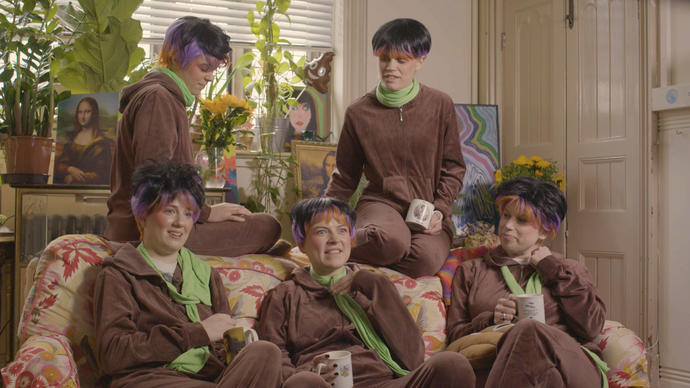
[292,141,337,199]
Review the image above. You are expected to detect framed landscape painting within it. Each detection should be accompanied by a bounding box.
[451,104,500,239]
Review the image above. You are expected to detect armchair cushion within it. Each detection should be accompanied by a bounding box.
[596,320,649,387]
[1,334,78,388]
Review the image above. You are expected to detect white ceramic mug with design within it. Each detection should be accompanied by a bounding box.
[516,293,546,323]
[405,199,435,231]
[315,350,354,388]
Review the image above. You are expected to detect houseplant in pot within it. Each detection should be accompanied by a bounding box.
[0,0,71,184]
[239,0,305,213]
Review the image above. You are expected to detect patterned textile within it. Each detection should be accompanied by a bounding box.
[358,265,447,358]
[438,246,491,306]
[1,235,650,388]
[1,334,78,388]
[596,320,649,387]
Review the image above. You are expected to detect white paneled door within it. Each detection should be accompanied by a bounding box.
[503,0,644,334]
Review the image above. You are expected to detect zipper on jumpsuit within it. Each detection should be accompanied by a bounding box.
[399,107,410,198]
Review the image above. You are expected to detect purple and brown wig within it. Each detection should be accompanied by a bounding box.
[290,197,357,247]
[495,177,567,240]
[158,16,231,70]
[73,97,101,134]
[130,161,205,237]
[372,18,431,59]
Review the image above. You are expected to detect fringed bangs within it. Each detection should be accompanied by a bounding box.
[292,207,355,246]
[373,45,419,59]
[497,195,560,239]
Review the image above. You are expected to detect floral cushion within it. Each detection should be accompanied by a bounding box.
[18,234,118,387]
[359,265,446,359]
[596,320,649,387]
[201,254,299,328]
[1,334,78,388]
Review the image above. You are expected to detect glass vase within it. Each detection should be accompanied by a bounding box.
[195,147,226,188]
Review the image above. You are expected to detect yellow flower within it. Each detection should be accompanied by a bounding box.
[554,172,566,191]
[43,365,61,382]
[536,159,551,168]
[513,155,530,166]
[529,156,544,166]
[494,169,502,183]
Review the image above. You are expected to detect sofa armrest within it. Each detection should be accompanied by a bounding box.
[1,334,79,388]
[595,320,649,387]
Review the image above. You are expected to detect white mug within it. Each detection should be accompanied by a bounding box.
[405,199,435,231]
[315,350,354,388]
[515,293,546,323]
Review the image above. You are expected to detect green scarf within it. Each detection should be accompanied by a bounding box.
[310,267,410,377]
[500,264,609,388]
[375,78,420,108]
[152,67,196,107]
[138,244,212,373]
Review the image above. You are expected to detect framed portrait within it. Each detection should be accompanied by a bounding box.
[451,104,500,237]
[282,87,331,152]
[292,141,337,199]
[55,92,119,185]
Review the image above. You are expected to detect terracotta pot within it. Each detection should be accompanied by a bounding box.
[5,136,53,175]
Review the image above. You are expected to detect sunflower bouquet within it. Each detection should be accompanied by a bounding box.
[494,155,566,191]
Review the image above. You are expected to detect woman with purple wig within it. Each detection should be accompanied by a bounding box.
[324,18,466,278]
[95,162,282,387]
[105,16,283,257]
[445,177,609,387]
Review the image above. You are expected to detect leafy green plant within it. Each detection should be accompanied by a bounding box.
[237,0,304,213]
[54,0,147,93]
[0,0,71,137]
[240,0,305,129]
[494,155,566,191]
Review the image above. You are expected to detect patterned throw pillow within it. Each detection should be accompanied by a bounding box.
[1,334,78,388]
[596,320,649,387]
[201,254,299,328]
[358,265,447,358]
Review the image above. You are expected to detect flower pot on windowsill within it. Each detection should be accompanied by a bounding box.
[2,136,53,184]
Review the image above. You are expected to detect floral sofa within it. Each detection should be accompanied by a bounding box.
[1,234,649,387]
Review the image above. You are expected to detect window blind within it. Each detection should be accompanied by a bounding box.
[133,0,333,48]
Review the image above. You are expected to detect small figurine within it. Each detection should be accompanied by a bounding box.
[303,51,335,94]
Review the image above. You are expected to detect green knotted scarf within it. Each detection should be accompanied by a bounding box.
[310,267,410,377]
[500,264,610,388]
[375,78,420,108]
[152,67,195,107]
[138,243,212,373]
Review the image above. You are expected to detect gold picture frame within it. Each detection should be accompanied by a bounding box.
[292,141,337,199]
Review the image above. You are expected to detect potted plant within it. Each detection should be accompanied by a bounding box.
[0,0,71,183]
[238,0,305,213]
[54,0,148,93]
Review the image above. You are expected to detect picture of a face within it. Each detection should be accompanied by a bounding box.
[77,100,94,128]
[324,153,336,177]
[289,102,312,133]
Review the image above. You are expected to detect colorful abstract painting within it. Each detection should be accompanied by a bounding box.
[452,104,500,238]
[221,146,238,203]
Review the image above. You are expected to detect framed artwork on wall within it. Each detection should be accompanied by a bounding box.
[451,104,501,239]
[292,141,337,199]
[55,93,119,185]
[281,87,331,151]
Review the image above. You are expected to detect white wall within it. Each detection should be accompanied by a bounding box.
[364,0,474,103]
[669,0,690,84]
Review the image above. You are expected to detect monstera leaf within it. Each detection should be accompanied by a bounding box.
[55,0,146,93]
